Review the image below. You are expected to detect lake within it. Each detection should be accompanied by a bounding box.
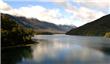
[2,34,110,64]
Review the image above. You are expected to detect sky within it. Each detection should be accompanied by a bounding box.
[0,0,110,27]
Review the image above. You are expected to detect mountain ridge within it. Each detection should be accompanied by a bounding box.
[1,13,75,34]
[66,14,110,37]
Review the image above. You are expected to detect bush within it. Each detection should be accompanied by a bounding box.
[104,32,110,38]
[1,15,34,47]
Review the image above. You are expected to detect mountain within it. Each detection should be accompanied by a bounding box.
[1,13,35,47]
[58,25,76,32]
[1,13,75,34]
[66,14,110,37]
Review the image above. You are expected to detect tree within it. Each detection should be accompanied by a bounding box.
[104,32,110,38]
[1,14,35,47]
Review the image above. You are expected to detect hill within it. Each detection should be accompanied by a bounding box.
[1,13,35,47]
[1,13,74,34]
[66,14,110,37]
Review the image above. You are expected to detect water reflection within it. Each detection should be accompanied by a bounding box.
[30,40,107,64]
[2,35,110,64]
[20,35,110,64]
[1,46,32,64]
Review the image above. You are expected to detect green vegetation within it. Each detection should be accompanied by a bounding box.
[1,14,35,47]
[104,32,110,38]
[66,14,110,38]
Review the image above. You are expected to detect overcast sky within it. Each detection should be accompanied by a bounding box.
[0,0,110,27]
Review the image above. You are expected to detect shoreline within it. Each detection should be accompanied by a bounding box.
[1,42,38,50]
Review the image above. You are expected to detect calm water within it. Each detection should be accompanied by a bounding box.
[2,35,110,64]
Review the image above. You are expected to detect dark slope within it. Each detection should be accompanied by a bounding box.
[66,14,110,36]
[1,13,74,34]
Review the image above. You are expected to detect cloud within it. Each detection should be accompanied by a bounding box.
[51,0,107,26]
[48,0,106,26]
[0,0,109,27]
[76,0,109,7]
[75,0,110,12]
[0,0,11,10]
[2,0,66,2]
[49,0,66,2]
[13,6,69,25]
[65,6,105,26]
[0,0,71,25]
